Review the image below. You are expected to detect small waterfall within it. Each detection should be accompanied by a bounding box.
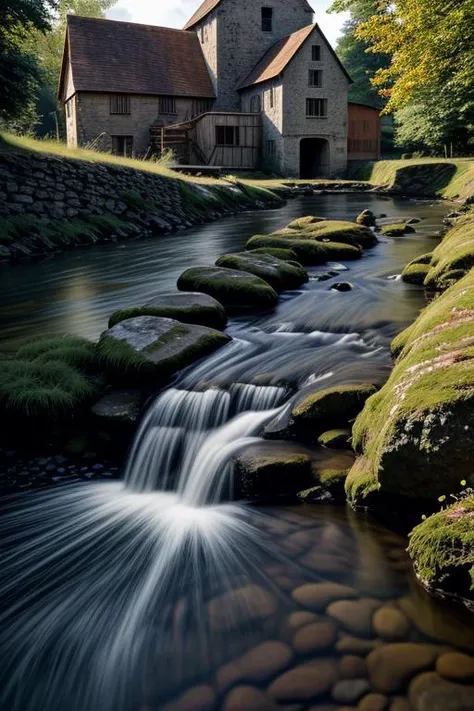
[124,383,286,498]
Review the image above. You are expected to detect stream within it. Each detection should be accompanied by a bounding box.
[1,193,474,711]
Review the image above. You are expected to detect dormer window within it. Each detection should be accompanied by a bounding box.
[262,7,273,32]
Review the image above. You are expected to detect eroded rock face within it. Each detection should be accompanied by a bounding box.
[98,315,230,381]
[215,252,308,292]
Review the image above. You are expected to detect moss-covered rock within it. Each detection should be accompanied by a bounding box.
[108,292,227,330]
[423,213,474,290]
[402,262,430,285]
[234,442,313,501]
[291,384,377,441]
[356,210,377,227]
[381,224,416,237]
[215,252,308,292]
[248,247,300,262]
[348,270,474,506]
[177,266,278,312]
[318,428,352,450]
[98,315,230,382]
[408,496,474,600]
[245,235,362,266]
[301,220,377,249]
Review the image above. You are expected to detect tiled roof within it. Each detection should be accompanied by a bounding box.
[238,23,352,89]
[184,0,221,30]
[184,0,314,30]
[62,16,215,98]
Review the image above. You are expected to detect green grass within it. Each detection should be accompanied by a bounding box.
[16,335,99,373]
[0,359,96,420]
[352,158,474,200]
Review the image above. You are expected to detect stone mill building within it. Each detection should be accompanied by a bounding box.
[59,0,381,177]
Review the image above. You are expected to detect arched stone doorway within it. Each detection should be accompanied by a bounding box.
[299,138,330,179]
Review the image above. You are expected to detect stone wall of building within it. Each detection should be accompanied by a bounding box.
[195,0,314,110]
[281,27,349,177]
[0,145,282,261]
[73,94,210,156]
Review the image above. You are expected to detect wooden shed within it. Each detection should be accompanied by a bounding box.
[348,102,381,161]
[151,112,262,169]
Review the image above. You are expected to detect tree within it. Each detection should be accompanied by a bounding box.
[355,0,474,114]
[0,0,56,122]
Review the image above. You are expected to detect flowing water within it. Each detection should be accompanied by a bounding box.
[1,194,474,711]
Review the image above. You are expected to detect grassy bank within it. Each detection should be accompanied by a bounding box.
[351,158,474,200]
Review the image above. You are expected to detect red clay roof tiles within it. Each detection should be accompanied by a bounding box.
[64,15,215,98]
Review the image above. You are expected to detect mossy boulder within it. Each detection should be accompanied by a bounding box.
[300,220,378,249]
[215,252,308,292]
[356,210,376,227]
[401,262,430,285]
[290,384,377,442]
[98,315,230,382]
[318,428,352,450]
[108,292,227,331]
[408,496,474,601]
[234,442,313,501]
[248,247,300,262]
[423,213,474,290]
[245,235,362,266]
[177,266,278,312]
[380,224,416,237]
[348,270,474,506]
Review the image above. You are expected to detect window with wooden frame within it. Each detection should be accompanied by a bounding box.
[306,98,328,118]
[308,69,323,87]
[110,95,131,115]
[159,96,177,115]
[215,126,240,147]
[311,45,322,61]
[111,135,133,157]
[265,140,276,158]
[261,7,273,32]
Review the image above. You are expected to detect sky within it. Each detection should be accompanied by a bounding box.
[106,0,348,48]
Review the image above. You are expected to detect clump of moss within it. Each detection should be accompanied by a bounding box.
[249,247,300,262]
[408,496,474,593]
[318,428,352,449]
[380,223,416,236]
[287,216,325,229]
[178,266,279,311]
[0,359,96,421]
[299,220,378,249]
[215,252,307,292]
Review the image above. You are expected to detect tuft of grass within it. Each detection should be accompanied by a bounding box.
[0,359,96,420]
[401,262,430,285]
[408,495,474,590]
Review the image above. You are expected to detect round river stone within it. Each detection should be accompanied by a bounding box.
[292,582,358,611]
[292,620,338,655]
[367,643,439,694]
[372,606,411,642]
[436,652,474,683]
[268,659,338,703]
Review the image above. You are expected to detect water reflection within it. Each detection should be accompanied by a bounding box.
[0,195,447,351]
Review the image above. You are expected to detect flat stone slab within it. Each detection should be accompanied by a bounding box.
[98,315,231,381]
[143,291,227,329]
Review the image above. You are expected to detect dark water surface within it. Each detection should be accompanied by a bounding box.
[2,194,474,711]
[0,194,448,351]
